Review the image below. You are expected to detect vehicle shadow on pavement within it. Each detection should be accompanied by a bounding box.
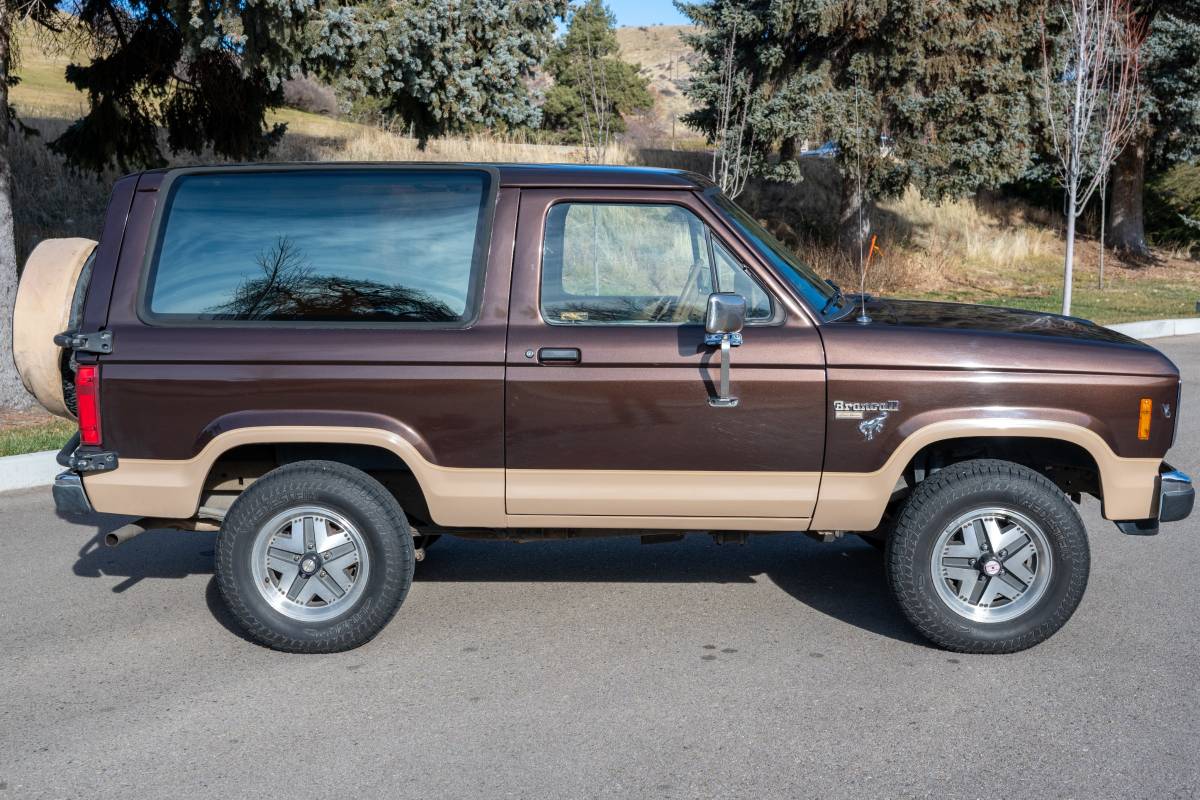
[415,535,928,646]
[66,519,925,646]
[71,520,217,593]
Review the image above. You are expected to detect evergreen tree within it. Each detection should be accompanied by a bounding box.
[680,0,1044,254]
[1107,1,1200,254]
[50,0,316,172]
[541,0,652,143]
[315,0,566,144]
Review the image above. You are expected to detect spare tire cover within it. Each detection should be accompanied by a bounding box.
[12,238,98,418]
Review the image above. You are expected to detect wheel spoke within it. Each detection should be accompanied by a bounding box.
[271,520,307,554]
[303,517,317,551]
[314,521,350,554]
[948,568,983,603]
[995,522,1028,554]
[982,517,1006,553]
[317,571,347,600]
[294,577,322,605]
[979,576,1008,606]
[324,551,360,580]
[1004,542,1037,585]
[996,571,1028,596]
[285,573,311,602]
[267,551,300,591]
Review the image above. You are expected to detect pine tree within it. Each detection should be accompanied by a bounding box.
[541,0,653,144]
[680,0,1044,254]
[48,0,317,172]
[1107,2,1200,254]
[315,0,566,144]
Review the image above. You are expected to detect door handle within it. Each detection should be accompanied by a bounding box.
[537,347,581,365]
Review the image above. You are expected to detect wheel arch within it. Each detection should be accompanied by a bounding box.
[82,425,505,526]
[811,418,1160,530]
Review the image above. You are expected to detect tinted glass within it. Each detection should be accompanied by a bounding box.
[146,170,490,322]
[541,202,771,325]
[710,191,839,314]
[711,237,772,321]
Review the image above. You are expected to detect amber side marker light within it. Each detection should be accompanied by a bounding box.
[1137,397,1153,441]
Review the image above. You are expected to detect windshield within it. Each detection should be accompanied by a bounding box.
[709,190,843,316]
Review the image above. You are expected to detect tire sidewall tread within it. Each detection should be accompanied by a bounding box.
[216,460,415,654]
[886,459,1090,654]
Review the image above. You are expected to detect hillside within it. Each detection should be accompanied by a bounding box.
[615,24,700,127]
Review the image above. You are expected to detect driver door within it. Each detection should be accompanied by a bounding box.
[504,188,826,525]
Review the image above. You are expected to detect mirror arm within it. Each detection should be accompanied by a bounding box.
[709,333,740,408]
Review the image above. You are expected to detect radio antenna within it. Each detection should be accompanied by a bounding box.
[853,73,871,325]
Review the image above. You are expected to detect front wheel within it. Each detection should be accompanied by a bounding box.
[216,460,415,653]
[886,459,1089,653]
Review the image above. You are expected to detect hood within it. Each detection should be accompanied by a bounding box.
[838,297,1138,344]
[821,297,1178,377]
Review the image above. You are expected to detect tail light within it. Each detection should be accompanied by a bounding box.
[76,365,102,446]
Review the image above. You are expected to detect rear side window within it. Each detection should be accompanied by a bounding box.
[144,169,492,323]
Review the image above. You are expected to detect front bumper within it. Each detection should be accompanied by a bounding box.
[1159,468,1194,523]
[1115,464,1193,536]
[53,470,94,517]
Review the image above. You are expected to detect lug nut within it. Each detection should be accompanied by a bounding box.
[999,549,1008,558]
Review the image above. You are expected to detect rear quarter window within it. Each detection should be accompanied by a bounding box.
[142,168,492,324]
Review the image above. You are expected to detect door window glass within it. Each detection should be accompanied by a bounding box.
[541,202,772,325]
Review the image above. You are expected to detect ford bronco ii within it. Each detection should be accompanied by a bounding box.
[13,164,1193,653]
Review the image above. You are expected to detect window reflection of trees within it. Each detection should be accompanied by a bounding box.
[206,236,456,322]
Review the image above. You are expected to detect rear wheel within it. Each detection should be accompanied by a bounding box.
[216,460,414,653]
[886,459,1089,653]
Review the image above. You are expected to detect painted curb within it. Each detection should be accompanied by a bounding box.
[0,450,60,494]
[1107,318,1200,341]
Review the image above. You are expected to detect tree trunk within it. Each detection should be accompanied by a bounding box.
[1062,187,1077,317]
[1108,134,1149,255]
[0,15,34,410]
[837,170,871,258]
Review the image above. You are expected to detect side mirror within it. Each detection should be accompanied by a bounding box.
[705,293,746,339]
[704,293,745,408]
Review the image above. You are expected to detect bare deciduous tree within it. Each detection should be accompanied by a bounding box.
[710,21,755,199]
[1040,0,1144,315]
[579,30,612,164]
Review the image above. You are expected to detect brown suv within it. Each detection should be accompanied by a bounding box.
[13,164,1193,653]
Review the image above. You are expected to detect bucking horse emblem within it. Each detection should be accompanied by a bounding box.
[858,412,889,441]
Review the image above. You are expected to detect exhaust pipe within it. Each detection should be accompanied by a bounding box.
[104,521,147,547]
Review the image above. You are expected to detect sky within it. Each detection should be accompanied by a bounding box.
[606,0,690,27]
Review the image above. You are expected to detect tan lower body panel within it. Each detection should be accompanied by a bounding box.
[84,426,505,527]
[505,470,819,518]
[811,418,1161,530]
[500,514,810,531]
[84,420,1162,532]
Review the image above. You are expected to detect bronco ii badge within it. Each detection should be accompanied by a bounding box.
[834,400,900,442]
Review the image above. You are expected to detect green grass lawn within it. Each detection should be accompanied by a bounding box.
[914,249,1200,325]
[0,419,75,458]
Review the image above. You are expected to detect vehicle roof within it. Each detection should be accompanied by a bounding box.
[133,163,714,191]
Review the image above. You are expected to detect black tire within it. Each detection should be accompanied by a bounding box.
[216,460,415,653]
[886,459,1089,654]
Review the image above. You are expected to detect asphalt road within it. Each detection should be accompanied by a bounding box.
[2,336,1199,800]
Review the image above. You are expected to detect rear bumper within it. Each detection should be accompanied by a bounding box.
[1115,464,1193,536]
[53,471,93,517]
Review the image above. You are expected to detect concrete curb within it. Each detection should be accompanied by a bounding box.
[1107,318,1200,340]
[0,450,60,494]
